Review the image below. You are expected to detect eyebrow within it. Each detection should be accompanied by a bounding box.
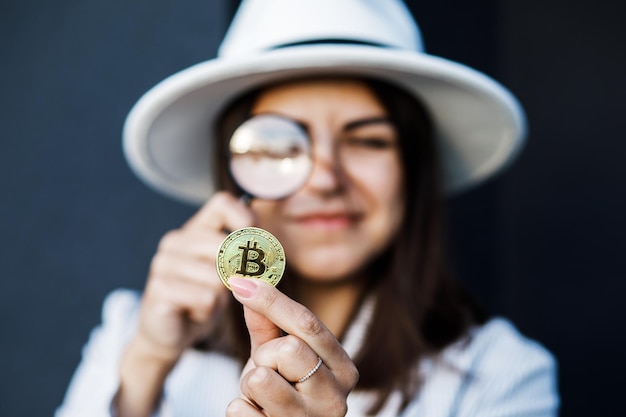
[253,112,392,134]
[343,117,393,132]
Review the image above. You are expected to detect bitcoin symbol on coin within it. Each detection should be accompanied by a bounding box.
[236,240,266,276]
[216,227,286,290]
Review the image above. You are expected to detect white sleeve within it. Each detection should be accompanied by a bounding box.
[55,289,170,417]
[455,319,560,417]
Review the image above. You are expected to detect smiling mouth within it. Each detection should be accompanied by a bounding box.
[293,213,360,229]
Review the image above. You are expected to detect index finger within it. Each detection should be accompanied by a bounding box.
[228,277,357,386]
[183,191,254,231]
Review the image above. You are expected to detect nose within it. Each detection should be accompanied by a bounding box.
[303,134,344,194]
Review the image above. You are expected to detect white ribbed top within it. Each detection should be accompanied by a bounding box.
[56,289,559,417]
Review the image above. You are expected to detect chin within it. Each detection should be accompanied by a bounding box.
[301,268,359,281]
[288,251,369,283]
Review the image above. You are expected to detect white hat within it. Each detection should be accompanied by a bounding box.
[123,0,526,205]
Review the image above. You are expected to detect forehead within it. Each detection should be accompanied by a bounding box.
[252,77,388,118]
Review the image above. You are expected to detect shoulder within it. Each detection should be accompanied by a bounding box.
[101,288,142,323]
[55,289,143,416]
[465,317,556,371]
[99,288,142,336]
[443,317,560,416]
[83,288,142,357]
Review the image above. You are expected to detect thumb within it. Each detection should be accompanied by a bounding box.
[242,305,282,356]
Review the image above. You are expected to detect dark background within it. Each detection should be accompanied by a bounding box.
[1,0,624,415]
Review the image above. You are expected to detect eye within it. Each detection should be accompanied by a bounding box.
[343,137,396,149]
[340,121,398,154]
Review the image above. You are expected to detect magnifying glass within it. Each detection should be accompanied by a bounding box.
[228,114,313,201]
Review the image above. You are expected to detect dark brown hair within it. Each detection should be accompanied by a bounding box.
[210,76,487,414]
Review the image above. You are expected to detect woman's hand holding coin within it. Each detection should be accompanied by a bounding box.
[226,279,359,417]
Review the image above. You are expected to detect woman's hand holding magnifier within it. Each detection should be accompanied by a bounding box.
[116,192,255,416]
[226,278,359,417]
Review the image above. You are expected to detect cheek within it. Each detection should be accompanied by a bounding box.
[350,155,404,217]
[347,156,406,254]
[251,201,298,252]
[252,201,283,229]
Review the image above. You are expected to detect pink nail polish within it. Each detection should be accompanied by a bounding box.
[229,277,258,298]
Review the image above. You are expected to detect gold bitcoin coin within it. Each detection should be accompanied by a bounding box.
[216,227,286,290]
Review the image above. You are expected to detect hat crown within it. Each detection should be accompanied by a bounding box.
[219,0,423,58]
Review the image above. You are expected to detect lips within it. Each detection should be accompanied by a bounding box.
[290,212,360,230]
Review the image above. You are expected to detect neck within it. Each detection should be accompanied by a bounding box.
[294,278,366,339]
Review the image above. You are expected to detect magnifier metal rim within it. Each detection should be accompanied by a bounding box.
[228,114,313,200]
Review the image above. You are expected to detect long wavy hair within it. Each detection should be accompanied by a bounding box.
[206,76,487,414]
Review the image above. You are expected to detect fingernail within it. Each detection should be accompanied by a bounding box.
[229,277,258,299]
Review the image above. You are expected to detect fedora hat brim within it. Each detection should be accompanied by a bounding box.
[123,44,526,205]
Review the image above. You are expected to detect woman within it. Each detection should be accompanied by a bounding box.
[57,1,559,416]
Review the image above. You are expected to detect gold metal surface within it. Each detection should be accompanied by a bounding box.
[216,227,286,290]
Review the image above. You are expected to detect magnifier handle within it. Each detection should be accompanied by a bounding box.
[240,193,253,207]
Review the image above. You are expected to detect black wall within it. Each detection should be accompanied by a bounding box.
[1,1,624,415]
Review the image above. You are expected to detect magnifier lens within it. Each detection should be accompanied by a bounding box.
[229,115,312,200]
